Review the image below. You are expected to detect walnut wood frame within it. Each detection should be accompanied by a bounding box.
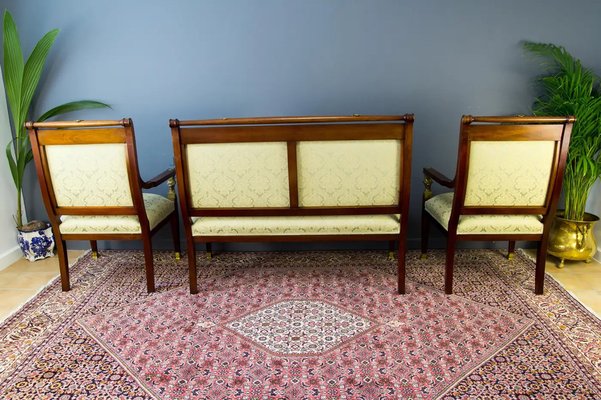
[421,115,575,295]
[27,119,181,293]
[171,114,414,294]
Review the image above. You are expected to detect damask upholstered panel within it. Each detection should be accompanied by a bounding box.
[297,140,400,207]
[425,192,543,234]
[45,144,133,207]
[186,142,290,208]
[191,214,401,236]
[465,141,555,206]
[59,193,174,234]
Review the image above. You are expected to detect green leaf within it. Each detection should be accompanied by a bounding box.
[19,28,59,129]
[3,10,24,132]
[5,141,18,186]
[37,100,111,122]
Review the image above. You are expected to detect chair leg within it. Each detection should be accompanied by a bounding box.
[388,240,395,260]
[397,240,406,294]
[142,236,155,293]
[535,241,547,295]
[507,241,516,260]
[56,239,70,291]
[170,211,181,260]
[420,210,430,259]
[445,235,457,294]
[206,243,212,261]
[189,240,198,294]
[90,240,98,259]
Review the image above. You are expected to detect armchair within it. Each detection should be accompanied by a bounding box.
[421,115,574,295]
[27,119,181,293]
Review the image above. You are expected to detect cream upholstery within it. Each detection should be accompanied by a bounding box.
[297,140,400,206]
[191,214,401,236]
[46,144,133,207]
[465,141,555,206]
[425,192,543,234]
[186,142,290,208]
[59,194,174,234]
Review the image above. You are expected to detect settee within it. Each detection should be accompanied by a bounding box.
[170,115,414,294]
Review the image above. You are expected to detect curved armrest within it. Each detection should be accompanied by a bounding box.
[423,167,454,188]
[142,168,175,189]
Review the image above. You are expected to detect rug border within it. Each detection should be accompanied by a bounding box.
[78,321,160,400]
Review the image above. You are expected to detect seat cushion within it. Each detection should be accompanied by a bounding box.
[191,214,401,236]
[424,192,543,234]
[59,193,174,234]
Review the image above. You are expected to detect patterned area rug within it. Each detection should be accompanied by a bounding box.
[0,250,599,399]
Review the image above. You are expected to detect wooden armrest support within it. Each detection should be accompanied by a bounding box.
[423,167,454,188]
[142,168,175,189]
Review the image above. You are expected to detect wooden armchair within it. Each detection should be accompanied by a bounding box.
[27,119,181,293]
[421,115,574,295]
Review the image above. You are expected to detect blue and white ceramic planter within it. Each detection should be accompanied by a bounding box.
[17,223,55,261]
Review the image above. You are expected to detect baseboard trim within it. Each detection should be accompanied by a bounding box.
[0,245,23,271]
[593,246,601,263]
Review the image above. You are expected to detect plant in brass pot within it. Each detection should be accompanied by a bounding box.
[524,41,601,267]
[2,10,109,260]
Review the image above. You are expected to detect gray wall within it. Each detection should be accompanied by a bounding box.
[4,0,601,250]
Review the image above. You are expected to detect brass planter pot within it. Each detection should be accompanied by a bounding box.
[547,211,599,268]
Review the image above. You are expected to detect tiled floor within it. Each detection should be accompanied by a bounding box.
[0,250,85,322]
[0,249,599,322]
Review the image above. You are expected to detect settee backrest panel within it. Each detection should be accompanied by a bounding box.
[297,140,400,207]
[186,142,290,208]
[171,115,413,218]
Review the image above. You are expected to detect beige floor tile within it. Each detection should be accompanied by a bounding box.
[0,289,41,320]
[0,270,59,290]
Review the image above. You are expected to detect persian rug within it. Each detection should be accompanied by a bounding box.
[0,250,599,399]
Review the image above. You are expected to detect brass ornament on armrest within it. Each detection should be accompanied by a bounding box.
[423,176,433,201]
[167,177,176,201]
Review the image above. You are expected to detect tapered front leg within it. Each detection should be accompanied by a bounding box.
[56,239,70,291]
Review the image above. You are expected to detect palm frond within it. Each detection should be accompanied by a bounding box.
[2,10,24,134]
[19,28,59,131]
[524,41,601,220]
[37,100,111,122]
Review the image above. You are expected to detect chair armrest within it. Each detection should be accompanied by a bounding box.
[422,167,454,202]
[141,168,175,189]
[423,167,454,188]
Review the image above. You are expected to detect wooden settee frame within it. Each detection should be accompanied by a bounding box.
[170,115,414,294]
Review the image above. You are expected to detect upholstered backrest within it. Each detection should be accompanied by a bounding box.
[452,116,574,215]
[297,140,400,206]
[27,119,145,221]
[464,141,555,207]
[171,115,413,218]
[186,142,290,208]
[45,144,133,207]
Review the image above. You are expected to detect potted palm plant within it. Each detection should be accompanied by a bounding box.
[3,10,109,260]
[523,41,601,267]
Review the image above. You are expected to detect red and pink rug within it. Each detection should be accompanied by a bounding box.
[0,250,599,398]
